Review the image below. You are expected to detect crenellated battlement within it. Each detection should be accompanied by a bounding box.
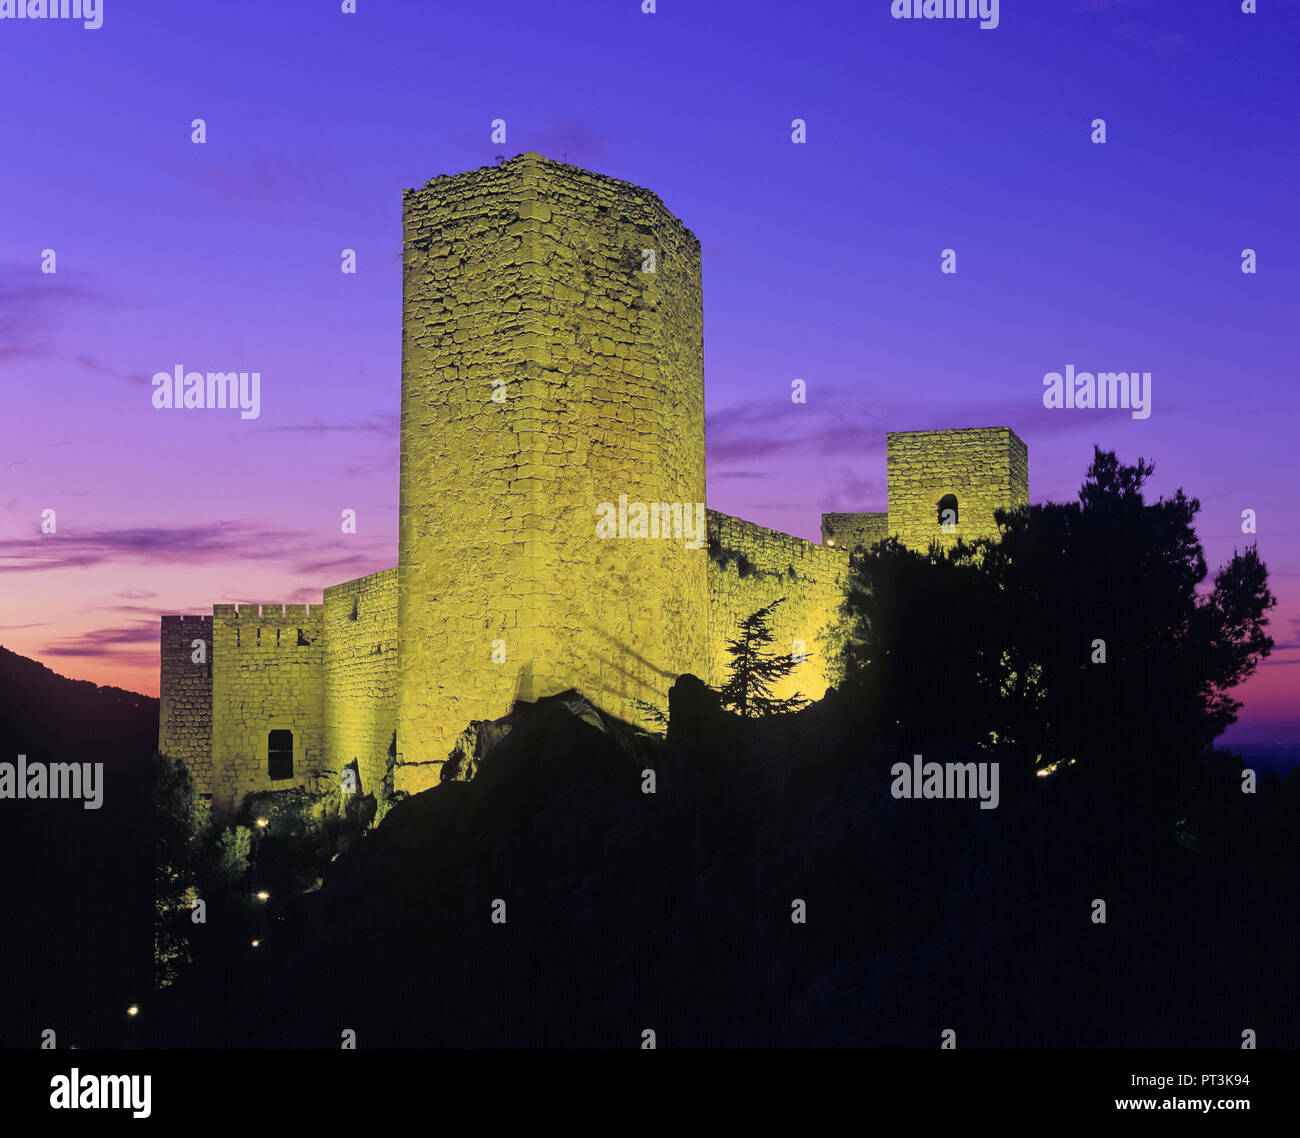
[211,604,324,652]
[213,602,323,622]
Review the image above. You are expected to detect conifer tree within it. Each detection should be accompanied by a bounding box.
[717,598,810,717]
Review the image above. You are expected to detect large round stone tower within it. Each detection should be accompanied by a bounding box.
[396,153,708,791]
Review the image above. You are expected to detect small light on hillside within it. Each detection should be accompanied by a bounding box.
[126,1005,139,1017]
[256,891,270,901]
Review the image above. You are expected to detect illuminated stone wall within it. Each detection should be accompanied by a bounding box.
[886,428,1028,552]
[396,153,708,792]
[209,604,325,814]
[706,510,849,705]
[820,511,889,553]
[322,568,399,800]
[158,615,213,793]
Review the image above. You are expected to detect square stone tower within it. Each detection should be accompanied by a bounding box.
[886,427,1028,551]
[396,153,709,791]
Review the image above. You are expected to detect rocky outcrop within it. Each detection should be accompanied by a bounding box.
[148,676,1300,1049]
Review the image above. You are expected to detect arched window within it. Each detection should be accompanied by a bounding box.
[937,493,959,530]
[268,730,294,780]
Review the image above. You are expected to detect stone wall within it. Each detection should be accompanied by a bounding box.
[323,568,399,801]
[1007,429,1029,515]
[396,153,709,792]
[706,510,849,705]
[210,604,325,814]
[158,615,213,794]
[820,511,889,553]
[886,427,1028,552]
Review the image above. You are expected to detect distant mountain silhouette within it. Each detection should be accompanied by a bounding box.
[0,646,157,1048]
[0,645,156,762]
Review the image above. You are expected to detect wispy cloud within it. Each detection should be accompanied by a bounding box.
[0,521,390,575]
[109,603,172,617]
[291,552,391,578]
[267,413,398,437]
[705,398,882,465]
[1264,616,1300,656]
[818,465,886,514]
[75,353,151,386]
[43,622,158,658]
[0,262,114,364]
[706,387,1113,469]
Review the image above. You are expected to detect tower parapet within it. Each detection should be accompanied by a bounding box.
[886,427,1028,551]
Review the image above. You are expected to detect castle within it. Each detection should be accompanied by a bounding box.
[158,154,1028,816]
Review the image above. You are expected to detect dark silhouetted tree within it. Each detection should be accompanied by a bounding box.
[717,599,810,717]
[981,447,1274,810]
[832,447,1276,820]
[825,536,1007,749]
[150,750,200,988]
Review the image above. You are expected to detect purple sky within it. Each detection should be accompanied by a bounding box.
[1,0,1296,742]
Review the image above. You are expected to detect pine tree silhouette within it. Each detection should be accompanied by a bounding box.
[716,598,810,718]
